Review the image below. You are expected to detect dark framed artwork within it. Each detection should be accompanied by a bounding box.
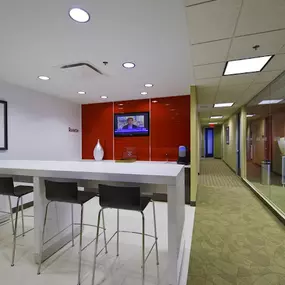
[0,100,8,150]
[226,126,230,145]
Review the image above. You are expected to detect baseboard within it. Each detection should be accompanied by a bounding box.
[12,201,34,213]
[242,178,285,225]
[190,201,196,207]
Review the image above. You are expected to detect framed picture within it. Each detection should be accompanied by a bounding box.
[0,100,8,150]
[226,126,230,145]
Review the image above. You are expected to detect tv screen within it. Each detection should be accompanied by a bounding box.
[114,112,149,137]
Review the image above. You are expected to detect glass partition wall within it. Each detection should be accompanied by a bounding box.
[245,72,285,215]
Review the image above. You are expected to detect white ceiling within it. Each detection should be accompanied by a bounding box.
[0,0,194,104]
[185,0,285,125]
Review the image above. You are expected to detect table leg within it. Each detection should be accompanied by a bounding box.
[167,170,185,285]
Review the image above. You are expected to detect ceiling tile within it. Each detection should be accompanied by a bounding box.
[228,30,285,60]
[186,0,242,44]
[278,44,285,54]
[216,84,250,101]
[195,77,220,87]
[263,54,285,71]
[235,0,285,36]
[197,86,217,104]
[192,39,231,65]
[194,62,225,79]
[253,70,282,84]
[220,73,257,86]
[185,0,216,6]
[239,83,268,104]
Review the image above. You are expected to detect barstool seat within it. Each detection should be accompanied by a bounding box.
[12,185,33,197]
[0,177,34,267]
[91,184,159,285]
[37,180,107,285]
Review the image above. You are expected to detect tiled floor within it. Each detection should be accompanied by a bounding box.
[0,197,195,285]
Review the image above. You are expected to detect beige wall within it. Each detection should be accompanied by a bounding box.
[272,112,285,175]
[251,119,265,165]
[223,114,237,171]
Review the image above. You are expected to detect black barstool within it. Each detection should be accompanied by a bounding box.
[91,184,159,285]
[37,180,108,285]
[0,177,34,266]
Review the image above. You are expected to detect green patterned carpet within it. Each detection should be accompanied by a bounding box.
[187,159,285,285]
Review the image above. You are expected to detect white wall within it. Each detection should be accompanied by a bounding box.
[0,80,81,208]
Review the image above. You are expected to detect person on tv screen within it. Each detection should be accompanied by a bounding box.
[122,117,138,129]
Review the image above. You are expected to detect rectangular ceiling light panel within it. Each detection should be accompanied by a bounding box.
[224,56,273,76]
[259,99,282,105]
[214,103,234,108]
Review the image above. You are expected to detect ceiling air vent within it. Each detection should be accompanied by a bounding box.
[61,62,103,75]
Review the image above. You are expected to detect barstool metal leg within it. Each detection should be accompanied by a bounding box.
[91,208,103,285]
[21,197,25,237]
[152,201,159,265]
[141,211,145,285]
[77,204,84,285]
[116,209,119,256]
[11,197,20,266]
[71,204,74,247]
[37,201,51,275]
[101,209,108,254]
[8,196,15,235]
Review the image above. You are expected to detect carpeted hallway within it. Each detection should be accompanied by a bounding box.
[187,159,285,285]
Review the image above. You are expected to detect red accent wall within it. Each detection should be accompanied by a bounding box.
[114,99,150,160]
[81,95,190,161]
[151,95,190,161]
[82,102,113,160]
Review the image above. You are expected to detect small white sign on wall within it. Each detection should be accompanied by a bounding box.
[0,100,8,150]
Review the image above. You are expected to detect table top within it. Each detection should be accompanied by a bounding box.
[0,160,185,185]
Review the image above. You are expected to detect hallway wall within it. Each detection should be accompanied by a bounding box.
[214,126,222,158]
[223,114,237,171]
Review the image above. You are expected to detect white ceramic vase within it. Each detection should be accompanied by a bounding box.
[93,139,104,161]
[278,137,285,155]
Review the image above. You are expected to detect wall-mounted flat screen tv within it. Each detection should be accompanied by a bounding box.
[114,112,149,137]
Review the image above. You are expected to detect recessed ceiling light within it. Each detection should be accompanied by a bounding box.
[123,62,135,69]
[78,91,86,95]
[69,8,90,23]
[141,91,148,95]
[144,83,153,88]
[210,116,223,119]
[259,99,283,105]
[246,114,255,117]
[214,103,234,108]
[224,55,273,76]
[38,75,50,81]
[152,100,158,103]
[100,95,108,99]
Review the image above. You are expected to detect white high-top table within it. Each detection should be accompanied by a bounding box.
[0,160,185,285]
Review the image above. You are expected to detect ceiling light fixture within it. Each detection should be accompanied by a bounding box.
[69,8,90,23]
[141,91,148,95]
[209,122,218,125]
[123,62,135,69]
[210,116,223,119]
[214,103,234,108]
[259,99,283,105]
[78,91,86,95]
[100,95,108,99]
[223,55,273,76]
[246,114,255,117]
[144,83,153,88]
[38,75,50,81]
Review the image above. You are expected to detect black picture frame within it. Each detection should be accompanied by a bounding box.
[0,100,8,150]
[114,111,150,137]
[226,126,230,145]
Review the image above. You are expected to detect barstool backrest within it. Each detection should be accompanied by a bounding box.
[98,184,141,210]
[0,177,15,195]
[44,180,78,202]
